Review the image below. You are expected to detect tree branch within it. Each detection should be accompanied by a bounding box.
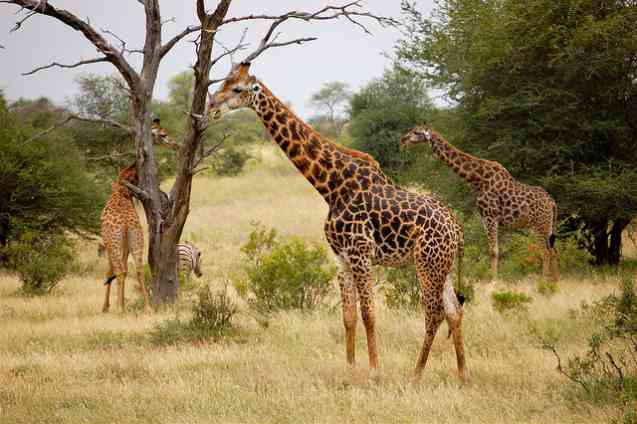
[242,36,318,64]
[121,180,150,201]
[210,28,249,67]
[234,2,397,65]
[20,113,133,145]
[220,2,398,33]
[21,57,108,76]
[160,1,397,60]
[2,0,140,91]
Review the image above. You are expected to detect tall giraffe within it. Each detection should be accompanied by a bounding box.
[100,162,151,313]
[208,63,468,383]
[401,126,559,281]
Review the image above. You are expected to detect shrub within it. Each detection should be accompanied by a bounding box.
[4,232,74,295]
[491,290,533,313]
[150,284,238,345]
[382,248,474,310]
[383,266,421,310]
[536,280,558,297]
[238,223,336,312]
[211,147,251,176]
[542,277,637,422]
[191,284,237,335]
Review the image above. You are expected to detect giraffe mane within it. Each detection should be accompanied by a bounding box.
[257,82,380,169]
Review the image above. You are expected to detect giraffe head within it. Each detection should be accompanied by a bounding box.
[117,162,139,186]
[208,62,261,120]
[400,124,435,146]
[151,118,168,140]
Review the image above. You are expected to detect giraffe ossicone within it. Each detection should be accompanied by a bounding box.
[208,62,469,383]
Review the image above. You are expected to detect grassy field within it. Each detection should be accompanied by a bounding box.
[0,145,631,423]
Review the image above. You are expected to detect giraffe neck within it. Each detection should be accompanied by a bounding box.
[428,134,484,187]
[251,83,373,204]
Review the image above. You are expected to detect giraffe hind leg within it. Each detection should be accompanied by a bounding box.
[103,258,115,313]
[130,226,151,313]
[443,276,469,383]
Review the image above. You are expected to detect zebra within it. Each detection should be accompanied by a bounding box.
[99,241,202,282]
[177,242,203,283]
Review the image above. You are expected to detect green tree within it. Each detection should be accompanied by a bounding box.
[398,0,637,265]
[0,95,106,254]
[349,66,433,177]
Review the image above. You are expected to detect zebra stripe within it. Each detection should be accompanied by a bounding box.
[177,243,203,281]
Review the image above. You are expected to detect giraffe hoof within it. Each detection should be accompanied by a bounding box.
[459,370,470,385]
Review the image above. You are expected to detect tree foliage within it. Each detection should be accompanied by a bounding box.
[349,66,433,176]
[0,93,106,259]
[397,0,637,264]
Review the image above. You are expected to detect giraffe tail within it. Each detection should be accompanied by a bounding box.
[104,275,116,286]
[549,202,558,248]
[448,238,465,339]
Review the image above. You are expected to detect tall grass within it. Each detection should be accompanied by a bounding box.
[0,145,630,423]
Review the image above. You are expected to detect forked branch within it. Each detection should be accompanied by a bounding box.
[160,1,396,59]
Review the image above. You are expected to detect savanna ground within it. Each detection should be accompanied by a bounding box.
[1,145,634,423]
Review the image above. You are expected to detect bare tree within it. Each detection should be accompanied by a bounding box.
[2,0,396,304]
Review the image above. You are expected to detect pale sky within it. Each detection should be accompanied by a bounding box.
[0,1,434,119]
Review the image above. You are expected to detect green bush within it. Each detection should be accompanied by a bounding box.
[491,290,533,313]
[191,284,237,334]
[238,223,336,312]
[4,232,74,295]
[382,266,421,310]
[542,277,637,422]
[211,147,251,176]
[150,284,238,345]
[536,280,558,297]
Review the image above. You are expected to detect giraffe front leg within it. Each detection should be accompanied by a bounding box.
[482,216,499,279]
[351,259,378,372]
[337,263,357,367]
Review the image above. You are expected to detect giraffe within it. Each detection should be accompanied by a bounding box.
[100,162,151,313]
[401,126,560,281]
[208,63,468,383]
[152,118,181,151]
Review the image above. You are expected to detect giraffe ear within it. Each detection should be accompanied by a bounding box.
[424,129,432,141]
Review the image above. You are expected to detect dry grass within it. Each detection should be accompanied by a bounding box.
[0,145,623,423]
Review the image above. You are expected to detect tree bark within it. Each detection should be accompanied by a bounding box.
[589,218,629,266]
